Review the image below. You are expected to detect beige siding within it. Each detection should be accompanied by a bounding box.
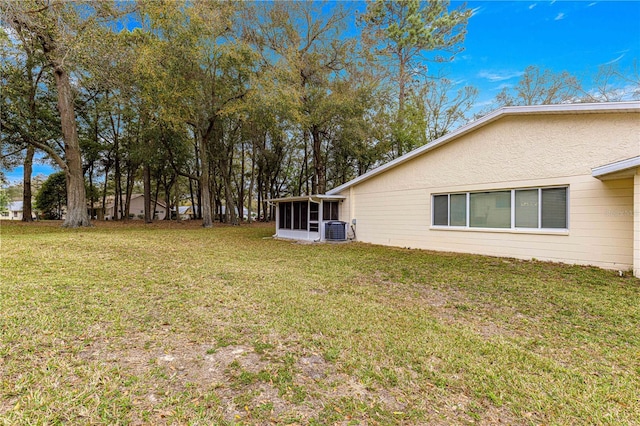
[340,112,639,271]
[635,172,640,276]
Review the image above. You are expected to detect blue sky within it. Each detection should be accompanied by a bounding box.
[449,0,640,107]
[3,0,639,184]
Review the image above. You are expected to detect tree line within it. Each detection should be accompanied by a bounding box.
[1,0,638,227]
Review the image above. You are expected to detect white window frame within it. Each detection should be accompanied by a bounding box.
[431,186,569,233]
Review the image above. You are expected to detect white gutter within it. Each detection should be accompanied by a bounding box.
[592,156,640,178]
[267,194,347,203]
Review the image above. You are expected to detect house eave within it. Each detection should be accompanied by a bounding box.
[327,101,640,195]
[267,194,347,203]
[592,155,640,180]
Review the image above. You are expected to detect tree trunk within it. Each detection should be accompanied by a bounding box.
[101,160,110,221]
[237,141,245,223]
[248,138,256,223]
[143,162,152,223]
[311,125,326,194]
[88,163,94,219]
[124,166,136,220]
[163,174,174,221]
[223,162,238,225]
[22,144,34,222]
[153,175,161,220]
[113,138,122,220]
[53,65,90,227]
[199,131,213,227]
[189,177,196,220]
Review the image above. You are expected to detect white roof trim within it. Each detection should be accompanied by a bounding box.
[327,101,640,195]
[592,156,640,178]
[267,194,347,203]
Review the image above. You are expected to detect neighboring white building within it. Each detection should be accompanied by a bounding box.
[104,194,167,220]
[1,201,36,221]
[273,102,640,277]
[177,205,194,220]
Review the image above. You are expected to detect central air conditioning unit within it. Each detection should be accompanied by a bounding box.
[325,221,347,241]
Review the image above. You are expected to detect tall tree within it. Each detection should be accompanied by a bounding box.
[140,1,252,227]
[2,1,121,227]
[494,65,581,107]
[248,1,354,194]
[579,61,640,102]
[360,0,471,156]
[1,18,60,222]
[35,170,66,219]
[414,76,478,141]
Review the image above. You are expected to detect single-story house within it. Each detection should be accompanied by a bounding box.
[104,194,167,220]
[272,102,640,277]
[176,205,195,220]
[218,205,254,221]
[1,201,37,221]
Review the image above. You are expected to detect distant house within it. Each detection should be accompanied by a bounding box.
[177,205,196,220]
[1,201,36,221]
[104,194,167,220]
[219,205,250,220]
[272,102,640,277]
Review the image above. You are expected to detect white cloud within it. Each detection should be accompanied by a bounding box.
[495,83,514,91]
[604,53,625,65]
[478,70,525,82]
[470,7,483,17]
[554,13,565,21]
[529,4,537,10]
[588,2,597,7]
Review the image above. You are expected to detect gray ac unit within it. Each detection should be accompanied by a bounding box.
[325,221,347,241]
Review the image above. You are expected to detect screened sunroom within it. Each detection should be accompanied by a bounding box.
[269,195,347,242]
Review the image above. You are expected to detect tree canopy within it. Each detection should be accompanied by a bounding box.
[1,1,638,227]
[35,170,66,219]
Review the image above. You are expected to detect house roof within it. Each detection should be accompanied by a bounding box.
[327,101,640,195]
[592,155,640,180]
[8,201,23,211]
[103,194,167,209]
[267,194,347,203]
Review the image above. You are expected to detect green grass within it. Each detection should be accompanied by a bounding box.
[1,221,638,425]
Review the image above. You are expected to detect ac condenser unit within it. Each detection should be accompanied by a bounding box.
[325,221,347,241]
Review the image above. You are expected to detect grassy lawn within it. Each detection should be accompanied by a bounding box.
[1,221,638,425]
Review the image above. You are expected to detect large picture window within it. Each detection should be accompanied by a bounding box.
[432,187,568,230]
[470,191,511,228]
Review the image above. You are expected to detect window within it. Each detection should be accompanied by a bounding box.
[433,195,448,226]
[279,201,309,230]
[323,201,339,221]
[515,189,538,228]
[450,194,467,226]
[470,191,511,228]
[433,186,568,230]
[541,188,567,229]
[279,202,292,229]
[309,202,319,232]
[292,201,308,230]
